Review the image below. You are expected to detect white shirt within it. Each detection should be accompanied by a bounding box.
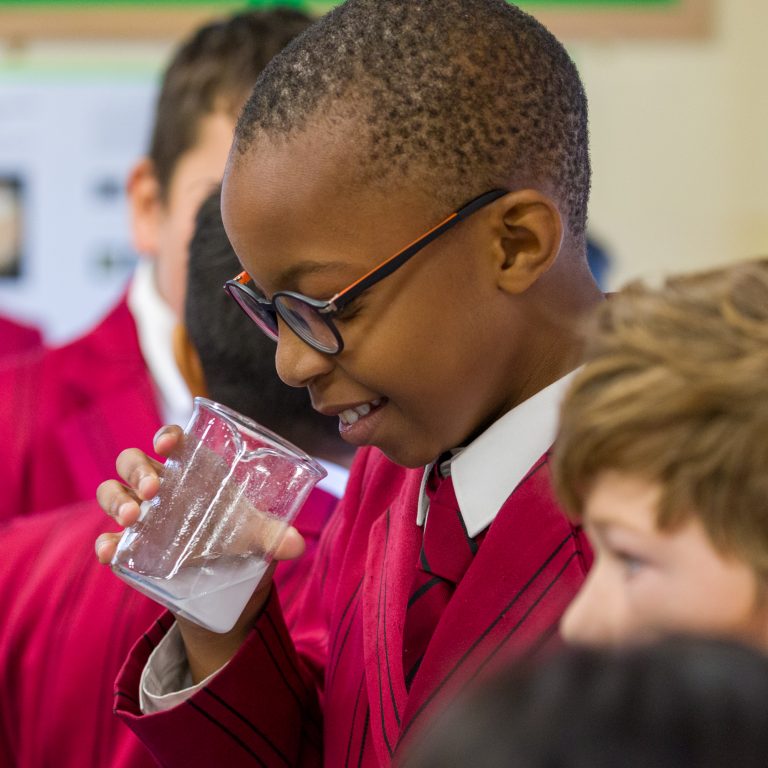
[417,370,579,536]
[140,371,577,713]
[127,260,194,428]
[316,459,351,499]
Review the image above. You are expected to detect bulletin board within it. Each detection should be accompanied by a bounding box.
[0,0,711,41]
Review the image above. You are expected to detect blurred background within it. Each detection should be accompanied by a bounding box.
[0,0,765,343]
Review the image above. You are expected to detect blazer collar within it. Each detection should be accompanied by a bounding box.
[417,369,580,537]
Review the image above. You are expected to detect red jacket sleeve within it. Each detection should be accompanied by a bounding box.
[114,448,374,768]
[115,592,323,768]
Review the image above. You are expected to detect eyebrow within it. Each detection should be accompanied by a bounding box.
[273,260,356,292]
[588,519,654,543]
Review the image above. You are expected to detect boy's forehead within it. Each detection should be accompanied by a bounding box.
[221,134,362,270]
[222,124,446,264]
[585,471,662,534]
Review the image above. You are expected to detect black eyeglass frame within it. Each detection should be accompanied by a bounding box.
[224,188,508,355]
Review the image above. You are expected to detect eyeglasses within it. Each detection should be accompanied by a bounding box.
[224,188,507,355]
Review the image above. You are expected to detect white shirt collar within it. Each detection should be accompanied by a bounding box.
[417,369,580,538]
[127,260,193,427]
[315,459,350,499]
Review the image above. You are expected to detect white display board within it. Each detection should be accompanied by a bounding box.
[0,77,157,343]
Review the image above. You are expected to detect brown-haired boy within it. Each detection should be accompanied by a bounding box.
[95,1,602,764]
[554,258,768,648]
[0,9,311,522]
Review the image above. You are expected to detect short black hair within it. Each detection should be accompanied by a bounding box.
[149,8,312,197]
[185,189,348,461]
[403,637,768,768]
[235,0,590,237]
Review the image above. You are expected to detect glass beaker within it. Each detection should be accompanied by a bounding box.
[111,397,327,632]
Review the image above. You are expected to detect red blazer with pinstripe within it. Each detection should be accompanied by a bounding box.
[0,298,162,523]
[0,315,42,359]
[0,486,340,768]
[114,445,592,767]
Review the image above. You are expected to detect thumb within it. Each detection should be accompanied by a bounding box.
[274,526,305,561]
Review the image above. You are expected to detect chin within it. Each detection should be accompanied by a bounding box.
[375,438,443,469]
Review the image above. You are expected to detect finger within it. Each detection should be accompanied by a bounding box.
[153,425,184,457]
[115,448,164,500]
[94,532,122,564]
[273,526,305,561]
[96,478,143,526]
[180,521,306,569]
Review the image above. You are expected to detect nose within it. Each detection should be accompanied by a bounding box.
[274,319,335,388]
[560,567,621,648]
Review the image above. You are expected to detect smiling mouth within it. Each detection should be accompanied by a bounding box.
[338,398,384,426]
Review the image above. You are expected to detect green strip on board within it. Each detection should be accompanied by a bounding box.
[0,0,680,6]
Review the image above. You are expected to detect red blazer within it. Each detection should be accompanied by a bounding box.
[114,447,592,767]
[0,487,340,768]
[0,298,162,522]
[0,315,42,359]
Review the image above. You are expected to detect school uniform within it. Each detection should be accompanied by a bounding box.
[0,315,42,359]
[0,480,343,767]
[0,262,189,522]
[113,374,592,767]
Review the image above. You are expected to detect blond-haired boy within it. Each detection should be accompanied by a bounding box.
[554,259,768,647]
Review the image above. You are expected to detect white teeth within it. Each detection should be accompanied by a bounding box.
[338,399,383,426]
[339,408,360,426]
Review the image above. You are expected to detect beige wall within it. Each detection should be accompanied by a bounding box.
[2,0,765,292]
[570,0,768,288]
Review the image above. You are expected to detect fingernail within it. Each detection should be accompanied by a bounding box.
[138,475,155,498]
[95,538,111,560]
[117,502,134,526]
[153,426,171,444]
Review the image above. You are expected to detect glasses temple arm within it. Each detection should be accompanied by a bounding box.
[325,214,462,310]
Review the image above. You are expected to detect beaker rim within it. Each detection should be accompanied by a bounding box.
[193,397,327,480]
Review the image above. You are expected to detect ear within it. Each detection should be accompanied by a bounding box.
[127,158,163,259]
[492,190,564,295]
[172,323,208,398]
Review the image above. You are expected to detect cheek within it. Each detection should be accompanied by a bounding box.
[676,568,762,635]
[155,211,195,318]
[627,563,762,641]
[561,560,642,647]
[360,311,488,420]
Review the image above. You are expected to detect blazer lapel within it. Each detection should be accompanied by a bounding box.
[362,471,422,766]
[399,456,590,747]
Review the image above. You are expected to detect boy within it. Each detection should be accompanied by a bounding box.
[553,258,768,648]
[95,1,602,764]
[0,9,311,522]
[0,190,349,768]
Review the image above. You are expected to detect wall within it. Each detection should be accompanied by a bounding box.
[0,0,765,342]
[571,0,768,288]
[0,42,168,341]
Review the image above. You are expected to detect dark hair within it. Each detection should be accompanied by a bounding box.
[235,0,590,238]
[402,637,768,768]
[185,189,349,461]
[149,8,311,197]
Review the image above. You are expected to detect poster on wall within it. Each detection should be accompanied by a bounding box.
[0,0,711,40]
[0,79,155,342]
[0,175,22,279]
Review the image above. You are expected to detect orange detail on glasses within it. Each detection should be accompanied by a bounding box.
[326,211,459,304]
[230,210,459,305]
